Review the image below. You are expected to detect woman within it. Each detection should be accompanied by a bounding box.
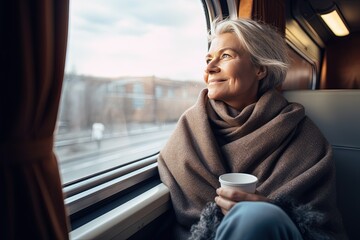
[157,18,347,240]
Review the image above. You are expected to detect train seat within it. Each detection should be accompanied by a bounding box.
[283,90,360,240]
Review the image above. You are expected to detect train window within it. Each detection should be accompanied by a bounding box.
[56,0,207,214]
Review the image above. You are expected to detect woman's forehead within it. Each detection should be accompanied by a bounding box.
[208,33,244,53]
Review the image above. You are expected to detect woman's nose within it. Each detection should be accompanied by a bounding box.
[205,60,220,74]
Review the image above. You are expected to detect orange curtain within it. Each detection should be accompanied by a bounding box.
[0,0,69,239]
[239,0,285,35]
[239,0,254,19]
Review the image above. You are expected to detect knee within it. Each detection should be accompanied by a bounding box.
[229,201,288,228]
[216,201,302,240]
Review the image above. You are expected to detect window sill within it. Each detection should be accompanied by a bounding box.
[70,183,170,240]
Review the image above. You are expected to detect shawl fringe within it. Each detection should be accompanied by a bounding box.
[189,202,223,240]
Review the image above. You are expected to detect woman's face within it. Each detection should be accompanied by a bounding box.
[204,33,266,111]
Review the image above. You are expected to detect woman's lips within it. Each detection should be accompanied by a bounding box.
[208,79,226,85]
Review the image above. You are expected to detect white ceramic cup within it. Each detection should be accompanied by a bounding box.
[219,173,258,193]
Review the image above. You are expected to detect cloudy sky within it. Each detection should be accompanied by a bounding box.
[64,0,209,81]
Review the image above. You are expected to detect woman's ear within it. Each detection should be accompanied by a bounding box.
[256,66,267,80]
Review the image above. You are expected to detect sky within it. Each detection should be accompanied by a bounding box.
[64,0,209,81]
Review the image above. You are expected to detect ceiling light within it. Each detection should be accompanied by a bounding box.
[320,9,349,36]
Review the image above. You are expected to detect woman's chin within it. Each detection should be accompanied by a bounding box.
[207,90,222,101]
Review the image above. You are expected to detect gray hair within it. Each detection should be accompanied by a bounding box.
[209,18,289,95]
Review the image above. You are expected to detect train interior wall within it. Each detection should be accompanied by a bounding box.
[320,33,360,89]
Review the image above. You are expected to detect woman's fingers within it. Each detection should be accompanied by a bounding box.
[214,196,235,214]
[215,187,269,215]
[216,187,250,201]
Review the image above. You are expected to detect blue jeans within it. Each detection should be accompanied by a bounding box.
[215,201,303,240]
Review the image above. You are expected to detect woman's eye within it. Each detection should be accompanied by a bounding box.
[221,53,231,59]
[206,58,212,64]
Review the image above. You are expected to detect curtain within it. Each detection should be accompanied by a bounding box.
[252,0,285,34]
[0,0,69,239]
[239,0,285,35]
[239,0,253,19]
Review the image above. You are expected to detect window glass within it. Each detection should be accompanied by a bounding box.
[56,0,207,185]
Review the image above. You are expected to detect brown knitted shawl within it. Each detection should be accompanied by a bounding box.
[158,88,345,238]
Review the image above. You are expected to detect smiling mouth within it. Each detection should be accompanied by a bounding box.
[208,79,226,84]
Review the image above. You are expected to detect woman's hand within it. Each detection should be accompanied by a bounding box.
[215,187,269,215]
